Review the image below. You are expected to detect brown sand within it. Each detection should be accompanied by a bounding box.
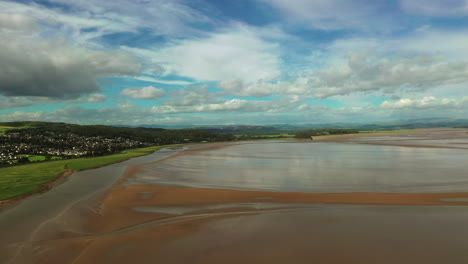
[28,184,468,264]
[85,184,468,233]
[5,129,468,263]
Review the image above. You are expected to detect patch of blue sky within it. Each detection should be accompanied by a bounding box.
[196,0,280,27]
[365,96,389,106]
[289,27,351,45]
[158,74,198,84]
[1,103,71,114]
[99,29,168,48]
[33,0,76,12]
[80,27,100,33]
[426,16,468,30]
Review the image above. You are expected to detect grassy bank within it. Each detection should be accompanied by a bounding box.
[0,145,173,201]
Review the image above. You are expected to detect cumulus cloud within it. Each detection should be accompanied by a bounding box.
[0,25,141,98]
[120,86,165,99]
[381,96,468,109]
[218,79,306,97]
[0,13,35,32]
[152,95,305,114]
[162,85,224,106]
[304,53,468,98]
[399,0,468,16]
[218,52,468,98]
[146,25,281,83]
[0,102,385,126]
[379,96,468,119]
[86,94,107,103]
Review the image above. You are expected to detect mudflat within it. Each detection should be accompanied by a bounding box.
[2,128,468,263]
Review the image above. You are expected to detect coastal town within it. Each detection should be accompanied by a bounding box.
[0,122,235,167]
[0,130,153,166]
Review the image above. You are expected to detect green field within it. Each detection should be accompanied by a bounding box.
[0,145,173,201]
[0,126,14,136]
[18,155,62,162]
[0,125,31,135]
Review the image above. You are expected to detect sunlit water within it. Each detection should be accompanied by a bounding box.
[131,141,468,193]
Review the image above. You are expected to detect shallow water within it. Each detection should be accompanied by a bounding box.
[2,134,468,263]
[0,147,185,264]
[131,141,468,193]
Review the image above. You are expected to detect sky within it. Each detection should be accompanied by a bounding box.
[1,0,468,126]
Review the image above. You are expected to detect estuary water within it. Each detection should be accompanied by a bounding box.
[130,140,468,193]
[2,130,468,264]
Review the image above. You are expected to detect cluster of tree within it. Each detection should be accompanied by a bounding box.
[196,125,284,135]
[4,122,235,144]
[294,129,359,138]
[0,122,236,167]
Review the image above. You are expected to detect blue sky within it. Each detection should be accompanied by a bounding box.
[1,0,468,126]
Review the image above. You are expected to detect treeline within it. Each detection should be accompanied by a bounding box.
[197,125,283,135]
[4,122,235,144]
[295,129,358,138]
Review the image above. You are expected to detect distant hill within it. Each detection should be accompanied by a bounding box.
[193,125,284,135]
[0,121,235,144]
[178,118,468,135]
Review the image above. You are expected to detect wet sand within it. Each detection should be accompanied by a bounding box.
[2,128,468,263]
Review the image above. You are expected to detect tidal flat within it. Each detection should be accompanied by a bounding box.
[1,128,468,264]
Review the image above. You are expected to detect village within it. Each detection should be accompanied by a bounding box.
[0,131,153,166]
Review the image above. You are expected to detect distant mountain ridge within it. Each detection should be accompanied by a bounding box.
[131,118,468,134]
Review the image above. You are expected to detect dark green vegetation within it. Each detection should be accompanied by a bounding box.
[183,118,468,137]
[0,121,235,200]
[0,121,234,166]
[194,125,295,139]
[0,145,172,201]
[294,129,359,138]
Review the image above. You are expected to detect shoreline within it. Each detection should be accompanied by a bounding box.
[0,144,185,205]
[3,129,468,263]
[3,127,466,204]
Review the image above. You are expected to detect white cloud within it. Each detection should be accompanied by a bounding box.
[381,96,468,109]
[304,52,468,98]
[149,25,281,83]
[217,79,306,97]
[152,95,306,114]
[0,13,35,32]
[399,0,468,16]
[162,85,224,106]
[217,52,468,98]
[0,0,211,44]
[86,94,107,103]
[396,28,468,59]
[120,86,165,99]
[379,96,468,119]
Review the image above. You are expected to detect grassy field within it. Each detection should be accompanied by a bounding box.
[0,145,173,201]
[0,125,31,135]
[18,155,62,162]
[0,126,14,136]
